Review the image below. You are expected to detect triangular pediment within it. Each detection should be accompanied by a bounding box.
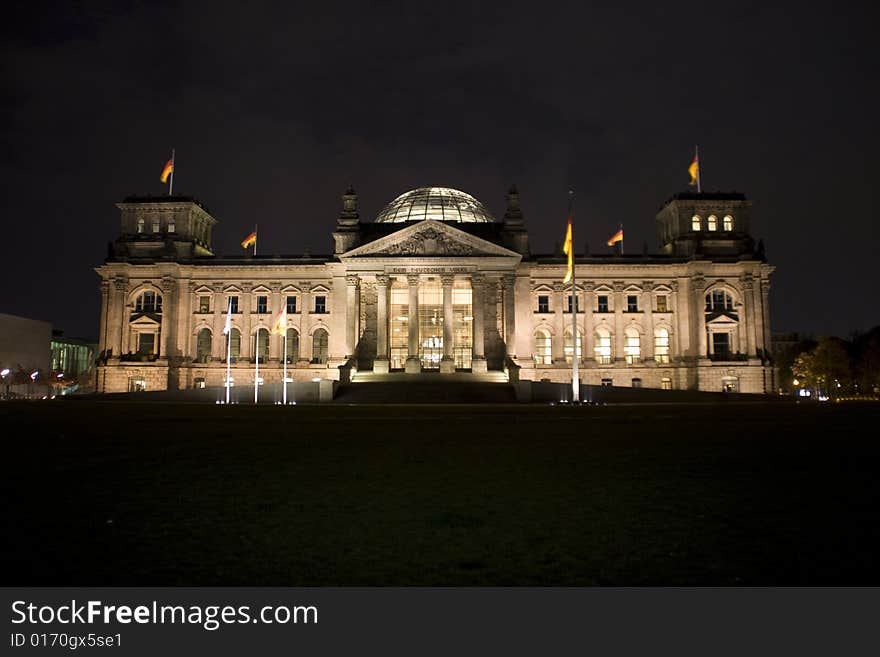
[341,220,520,259]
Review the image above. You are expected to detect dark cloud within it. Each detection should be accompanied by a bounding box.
[1,0,877,337]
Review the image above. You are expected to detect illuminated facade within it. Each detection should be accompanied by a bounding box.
[95,186,775,394]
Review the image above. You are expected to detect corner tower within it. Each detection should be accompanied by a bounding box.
[655,192,756,258]
[111,195,217,260]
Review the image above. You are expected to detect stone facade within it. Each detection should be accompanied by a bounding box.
[95,187,775,394]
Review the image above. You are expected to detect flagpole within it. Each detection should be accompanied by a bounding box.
[283,332,288,405]
[254,331,260,404]
[695,145,701,194]
[168,148,175,196]
[569,190,580,403]
[225,300,232,404]
[253,224,257,256]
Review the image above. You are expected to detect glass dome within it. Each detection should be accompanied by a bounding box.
[375,187,495,223]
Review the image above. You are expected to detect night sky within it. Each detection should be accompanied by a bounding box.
[3,1,877,340]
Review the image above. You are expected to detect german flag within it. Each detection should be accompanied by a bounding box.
[688,152,699,186]
[562,216,573,284]
[241,230,257,250]
[607,228,623,246]
[160,158,174,183]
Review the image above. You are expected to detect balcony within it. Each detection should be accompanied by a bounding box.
[708,352,748,362]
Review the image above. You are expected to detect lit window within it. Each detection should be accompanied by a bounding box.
[654,327,670,363]
[198,296,210,313]
[286,296,297,313]
[196,328,212,363]
[594,328,612,364]
[152,218,160,233]
[194,377,206,389]
[137,218,145,233]
[707,215,717,231]
[256,295,268,314]
[661,377,672,390]
[656,295,668,312]
[624,328,641,363]
[627,295,638,312]
[537,295,549,313]
[632,378,643,388]
[168,221,175,233]
[706,289,734,311]
[314,296,327,313]
[534,329,552,365]
[722,214,733,231]
[312,328,329,363]
[596,295,609,313]
[691,215,702,231]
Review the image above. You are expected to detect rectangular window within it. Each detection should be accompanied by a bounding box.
[656,295,668,313]
[537,295,549,313]
[712,332,731,357]
[627,295,638,312]
[152,219,160,233]
[198,296,210,313]
[661,377,672,390]
[314,295,326,313]
[168,221,176,233]
[137,333,155,356]
[566,295,580,313]
[597,295,609,313]
[286,296,297,313]
[601,378,613,387]
[256,296,268,314]
[228,296,239,314]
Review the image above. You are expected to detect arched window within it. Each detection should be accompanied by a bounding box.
[255,328,269,363]
[632,377,643,388]
[722,214,733,231]
[312,328,329,364]
[691,214,702,231]
[661,377,672,390]
[196,328,212,363]
[707,214,717,231]
[624,327,641,363]
[135,291,162,312]
[654,327,670,363]
[137,218,145,233]
[534,329,552,365]
[563,329,582,364]
[705,289,734,311]
[285,328,300,363]
[594,327,612,364]
[228,328,241,362]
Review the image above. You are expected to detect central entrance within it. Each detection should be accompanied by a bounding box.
[418,282,443,370]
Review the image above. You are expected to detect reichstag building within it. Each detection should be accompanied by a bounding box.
[95,186,775,394]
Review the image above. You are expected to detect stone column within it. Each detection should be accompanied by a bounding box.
[583,282,595,364]
[270,283,283,362]
[177,279,193,360]
[98,281,110,356]
[299,282,311,363]
[471,274,487,373]
[760,279,771,360]
[613,282,625,362]
[671,281,681,360]
[212,284,225,360]
[440,275,455,373]
[241,283,252,359]
[108,278,127,358]
[345,274,359,359]
[552,282,565,363]
[642,281,655,361]
[159,277,175,360]
[502,274,516,359]
[405,274,420,373]
[693,277,707,359]
[374,274,390,373]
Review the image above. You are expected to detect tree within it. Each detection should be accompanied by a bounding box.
[791,337,852,397]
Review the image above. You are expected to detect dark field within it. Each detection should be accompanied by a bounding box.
[2,400,879,585]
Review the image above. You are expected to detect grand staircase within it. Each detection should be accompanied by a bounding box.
[335,371,515,404]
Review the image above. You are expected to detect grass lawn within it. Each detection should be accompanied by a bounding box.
[2,400,879,585]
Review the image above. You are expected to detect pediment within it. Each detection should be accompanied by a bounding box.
[341,220,520,259]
